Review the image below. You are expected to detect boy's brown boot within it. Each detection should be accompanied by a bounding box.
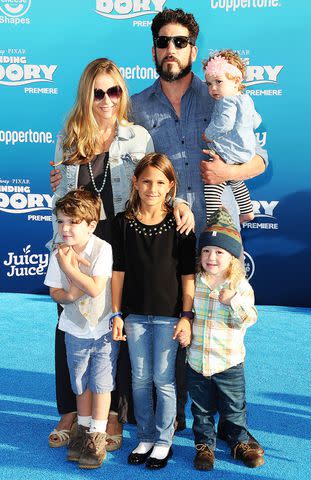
[79,432,107,469]
[232,442,265,468]
[194,444,215,470]
[67,424,89,462]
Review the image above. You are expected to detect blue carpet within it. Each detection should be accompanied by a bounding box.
[0,293,310,480]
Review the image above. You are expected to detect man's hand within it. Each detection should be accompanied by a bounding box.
[201,151,233,185]
[49,161,62,192]
[173,203,195,235]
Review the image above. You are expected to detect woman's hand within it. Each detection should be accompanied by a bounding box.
[49,161,62,192]
[112,316,126,341]
[173,203,195,235]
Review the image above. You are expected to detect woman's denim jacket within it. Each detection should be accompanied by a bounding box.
[48,123,154,249]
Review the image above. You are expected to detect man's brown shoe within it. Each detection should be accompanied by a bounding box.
[67,424,89,462]
[194,444,215,471]
[232,442,265,468]
[79,432,107,469]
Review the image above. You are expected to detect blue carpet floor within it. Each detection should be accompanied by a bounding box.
[0,293,310,480]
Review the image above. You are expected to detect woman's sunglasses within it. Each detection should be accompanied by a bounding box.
[154,36,194,49]
[93,86,122,102]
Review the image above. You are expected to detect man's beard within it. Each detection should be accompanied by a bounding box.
[155,53,193,82]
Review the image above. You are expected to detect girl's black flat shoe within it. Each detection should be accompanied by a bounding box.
[145,447,173,469]
[128,447,154,465]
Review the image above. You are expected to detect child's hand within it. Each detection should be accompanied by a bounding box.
[56,245,74,273]
[68,282,84,302]
[219,288,236,305]
[112,316,126,341]
[56,244,90,268]
[173,318,192,347]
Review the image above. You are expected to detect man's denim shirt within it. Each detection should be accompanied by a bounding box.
[131,74,268,234]
[48,123,154,249]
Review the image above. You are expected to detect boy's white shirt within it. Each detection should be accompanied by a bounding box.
[44,235,112,339]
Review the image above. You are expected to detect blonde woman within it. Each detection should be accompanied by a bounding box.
[48,58,194,452]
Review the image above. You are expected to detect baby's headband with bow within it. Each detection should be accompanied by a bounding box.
[204,56,242,79]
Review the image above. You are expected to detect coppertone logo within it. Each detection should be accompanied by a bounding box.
[0,0,31,17]
[210,0,281,13]
[244,251,255,281]
[242,201,279,230]
[0,50,58,87]
[0,182,52,216]
[0,129,54,145]
[119,64,158,80]
[95,0,166,19]
[3,244,49,277]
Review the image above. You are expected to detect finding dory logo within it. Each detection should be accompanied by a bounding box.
[95,0,166,19]
[0,0,31,17]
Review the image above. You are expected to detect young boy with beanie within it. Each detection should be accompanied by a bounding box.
[184,207,264,470]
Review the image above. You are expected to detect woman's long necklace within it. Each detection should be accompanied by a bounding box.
[87,157,110,221]
[87,124,117,220]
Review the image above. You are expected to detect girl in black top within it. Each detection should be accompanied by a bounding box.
[112,153,196,469]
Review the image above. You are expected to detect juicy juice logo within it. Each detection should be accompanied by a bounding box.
[0,0,31,17]
[3,244,49,277]
[95,0,166,19]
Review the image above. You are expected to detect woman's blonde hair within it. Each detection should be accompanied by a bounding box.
[203,49,246,92]
[198,253,246,290]
[125,153,177,219]
[62,58,130,165]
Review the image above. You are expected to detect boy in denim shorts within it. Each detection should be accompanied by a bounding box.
[45,189,119,469]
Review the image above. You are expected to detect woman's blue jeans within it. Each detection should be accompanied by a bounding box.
[187,363,249,449]
[125,314,179,446]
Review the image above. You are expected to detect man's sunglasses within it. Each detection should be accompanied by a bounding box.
[93,86,122,102]
[154,36,194,49]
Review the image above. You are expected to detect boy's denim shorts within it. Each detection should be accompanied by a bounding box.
[65,331,119,395]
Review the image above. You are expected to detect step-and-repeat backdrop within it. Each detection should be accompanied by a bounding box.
[0,1,309,306]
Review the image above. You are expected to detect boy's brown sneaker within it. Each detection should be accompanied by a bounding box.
[217,423,265,454]
[67,424,89,462]
[194,444,215,470]
[232,442,265,468]
[79,432,107,469]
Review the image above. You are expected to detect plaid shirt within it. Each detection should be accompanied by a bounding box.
[187,274,258,377]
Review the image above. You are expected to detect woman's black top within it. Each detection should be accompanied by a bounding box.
[78,152,114,244]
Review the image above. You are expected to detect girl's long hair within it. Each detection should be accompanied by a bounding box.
[125,153,177,219]
[62,58,130,165]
